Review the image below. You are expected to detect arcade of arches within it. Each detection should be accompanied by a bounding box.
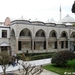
[10,28,75,53]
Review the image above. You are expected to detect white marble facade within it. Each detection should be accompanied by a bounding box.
[0,15,75,53]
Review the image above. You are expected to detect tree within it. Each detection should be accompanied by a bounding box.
[72,23,75,26]
[71,1,75,13]
[51,50,75,67]
[18,52,43,75]
[18,61,43,75]
[0,51,10,75]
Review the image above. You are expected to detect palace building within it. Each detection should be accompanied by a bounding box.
[0,14,75,53]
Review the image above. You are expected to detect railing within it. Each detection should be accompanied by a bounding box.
[59,37,67,41]
[48,37,57,41]
[35,37,45,41]
[19,36,31,39]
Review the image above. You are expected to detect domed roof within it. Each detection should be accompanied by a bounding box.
[65,22,72,25]
[57,21,63,24]
[60,14,75,23]
[45,18,57,24]
[31,18,44,25]
[50,18,57,23]
[11,17,30,23]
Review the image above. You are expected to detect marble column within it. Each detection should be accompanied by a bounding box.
[57,39,59,51]
[0,47,1,52]
[46,39,48,52]
[68,40,70,50]
[16,37,18,53]
[64,41,65,48]
[32,38,34,53]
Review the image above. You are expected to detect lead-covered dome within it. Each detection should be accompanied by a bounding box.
[59,14,75,24]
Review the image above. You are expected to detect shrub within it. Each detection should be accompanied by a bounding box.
[17,52,55,60]
[17,53,30,61]
[18,52,55,57]
[30,54,53,60]
[17,54,22,59]
[51,50,75,67]
[67,59,75,67]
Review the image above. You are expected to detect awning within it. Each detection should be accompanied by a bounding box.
[0,43,10,46]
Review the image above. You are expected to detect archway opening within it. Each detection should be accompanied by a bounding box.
[35,29,46,51]
[19,28,32,52]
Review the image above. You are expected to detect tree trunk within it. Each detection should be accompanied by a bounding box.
[3,68,6,75]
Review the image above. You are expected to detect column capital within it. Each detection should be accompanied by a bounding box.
[57,37,60,40]
[57,39,59,40]
[32,36,35,39]
[46,37,48,40]
[16,36,19,39]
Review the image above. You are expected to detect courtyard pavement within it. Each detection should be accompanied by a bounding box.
[0,58,59,75]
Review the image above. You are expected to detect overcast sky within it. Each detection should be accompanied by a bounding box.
[0,0,75,22]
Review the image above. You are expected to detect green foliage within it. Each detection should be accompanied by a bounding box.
[18,52,55,57]
[0,51,10,65]
[20,53,26,61]
[51,50,75,67]
[71,1,75,13]
[30,54,53,60]
[0,51,10,75]
[17,52,26,61]
[67,59,75,67]
[43,64,75,75]
[17,52,55,60]
[17,54,22,59]
[72,23,75,26]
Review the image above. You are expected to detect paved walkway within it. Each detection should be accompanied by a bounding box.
[40,69,59,75]
[0,58,59,75]
[8,69,59,75]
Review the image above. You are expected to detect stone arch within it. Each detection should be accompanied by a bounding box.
[35,29,46,50]
[11,29,15,37]
[49,30,57,37]
[61,31,68,38]
[35,29,46,37]
[19,28,32,37]
[70,32,75,38]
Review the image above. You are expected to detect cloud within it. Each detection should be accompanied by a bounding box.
[0,0,74,22]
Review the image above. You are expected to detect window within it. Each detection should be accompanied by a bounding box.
[54,41,57,49]
[2,30,7,38]
[61,41,64,48]
[18,41,21,51]
[66,41,68,48]
[62,33,66,37]
[1,46,8,51]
